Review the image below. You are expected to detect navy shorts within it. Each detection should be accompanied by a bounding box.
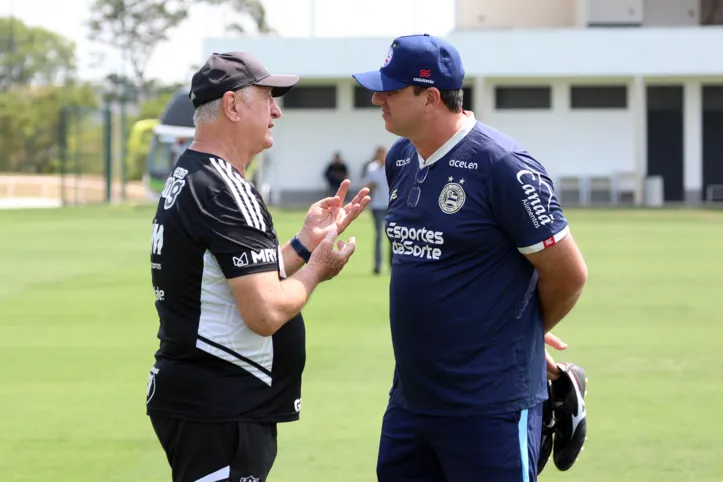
[376,402,542,482]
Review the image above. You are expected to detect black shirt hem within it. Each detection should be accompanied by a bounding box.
[146,408,300,424]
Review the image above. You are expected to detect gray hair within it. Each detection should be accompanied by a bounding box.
[193,87,253,125]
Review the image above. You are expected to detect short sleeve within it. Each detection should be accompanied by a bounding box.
[385,139,406,186]
[197,185,279,279]
[385,150,394,186]
[488,153,569,254]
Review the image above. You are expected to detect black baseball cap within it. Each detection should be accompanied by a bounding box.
[189,52,299,108]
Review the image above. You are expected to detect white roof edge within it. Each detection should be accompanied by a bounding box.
[202,27,723,78]
[153,124,196,138]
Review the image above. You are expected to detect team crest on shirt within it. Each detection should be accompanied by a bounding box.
[240,477,260,482]
[161,167,188,210]
[438,177,466,214]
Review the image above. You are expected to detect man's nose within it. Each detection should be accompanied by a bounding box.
[271,98,282,118]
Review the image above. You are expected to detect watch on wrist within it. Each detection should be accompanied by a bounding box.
[290,235,312,263]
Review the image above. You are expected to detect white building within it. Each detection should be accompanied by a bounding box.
[203,0,723,206]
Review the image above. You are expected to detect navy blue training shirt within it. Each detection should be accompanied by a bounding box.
[384,113,569,416]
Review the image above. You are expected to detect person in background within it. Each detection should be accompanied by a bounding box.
[363,148,391,275]
[324,151,349,197]
[362,145,387,179]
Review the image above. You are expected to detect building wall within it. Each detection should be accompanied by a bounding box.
[262,77,645,205]
[585,0,643,26]
[454,0,701,29]
[203,28,723,79]
[455,0,577,29]
[203,29,723,205]
[480,79,637,179]
[643,0,699,26]
[264,80,398,205]
[257,76,714,206]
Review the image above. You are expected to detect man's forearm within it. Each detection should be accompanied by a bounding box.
[280,230,320,277]
[281,241,306,277]
[537,278,585,333]
[272,267,321,324]
[230,265,323,337]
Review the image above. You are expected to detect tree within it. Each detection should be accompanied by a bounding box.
[102,73,141,104]
[0,17,98,174]
[87,0,189,88]
[0,17,76,92]
[203,0,274,34]
[87,0,274,88]
[0,83,98,173]
[135,82,185,120]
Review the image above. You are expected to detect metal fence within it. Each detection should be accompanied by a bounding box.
[58,106,113,206]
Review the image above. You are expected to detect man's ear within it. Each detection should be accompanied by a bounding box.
[426,88,442,107]
[222,92,240,121]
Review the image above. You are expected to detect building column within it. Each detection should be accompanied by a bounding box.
[633,76,647,206]
[683,80,703,203]
[575,0,590,27]
[473,76,487,120]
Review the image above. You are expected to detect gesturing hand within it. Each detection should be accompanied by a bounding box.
[308,228,357,282]
[297,179,371,251]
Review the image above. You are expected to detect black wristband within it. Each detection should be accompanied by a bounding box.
[290,235,312,263]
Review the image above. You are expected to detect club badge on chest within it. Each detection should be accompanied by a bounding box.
[439,177,466,214]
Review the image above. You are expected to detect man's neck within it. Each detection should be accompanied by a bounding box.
[412,112,470,161]
[189,131,250,177]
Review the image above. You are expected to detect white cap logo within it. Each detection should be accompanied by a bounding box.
[382,45,393,68]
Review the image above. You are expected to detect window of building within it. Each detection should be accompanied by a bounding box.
[570,85,628,109]
[462,87,473,111]
[354,85,473,111]
[647,86,683,111]
[282,86,337,109]
[703,85,723,111]
[353,86,375,108]
[495,86,552,110]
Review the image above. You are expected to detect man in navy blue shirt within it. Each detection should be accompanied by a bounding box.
[353,34,588,482]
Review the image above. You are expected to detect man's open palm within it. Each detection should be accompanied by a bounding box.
[300,180,371,249]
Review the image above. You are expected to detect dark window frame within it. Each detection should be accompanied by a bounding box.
[494,86,552,110]
[282,85,338,109]
[462,86,473,112]
[353,85,474,111]
[353,86,375,109]
[570,85,628,109]
[703,85,723,112]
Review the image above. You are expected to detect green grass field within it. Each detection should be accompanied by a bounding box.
[1,204,722,481]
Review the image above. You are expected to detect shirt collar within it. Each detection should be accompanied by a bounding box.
[417,111,476,169]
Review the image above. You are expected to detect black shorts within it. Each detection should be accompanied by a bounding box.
[150,416,278,482]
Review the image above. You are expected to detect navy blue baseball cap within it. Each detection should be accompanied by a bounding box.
[352,34,465,92]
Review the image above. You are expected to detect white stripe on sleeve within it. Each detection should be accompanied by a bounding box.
[231,170,267,232]
[209,158,257,229]
[518,226,570,255]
